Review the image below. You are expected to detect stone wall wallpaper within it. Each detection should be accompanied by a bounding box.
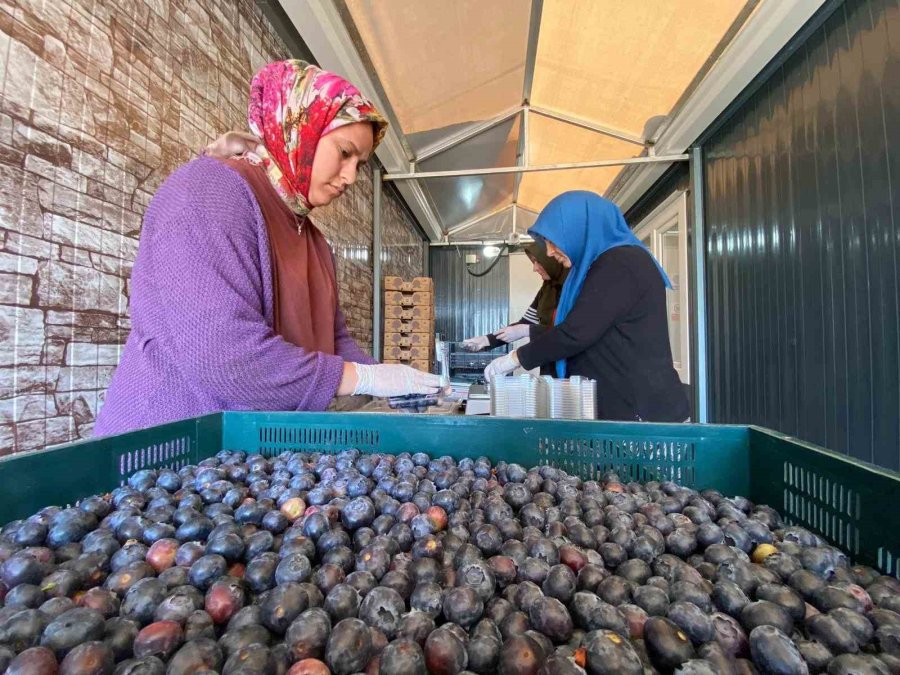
[0,0,426,454]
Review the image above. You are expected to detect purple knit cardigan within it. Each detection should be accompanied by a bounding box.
[94,157,375,437]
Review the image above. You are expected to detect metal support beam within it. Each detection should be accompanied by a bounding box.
[690,146,708,423]
[522,0,543,104]
[430,238,532,247]
[384,154,689,181]
[415,106,523,163]
[530,106,646,146]
[515,0,541,206]
[446,204,513,237]
[514,108,529,205]
[373,168,383,360]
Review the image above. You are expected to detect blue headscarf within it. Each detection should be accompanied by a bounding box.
[528,191,672,378]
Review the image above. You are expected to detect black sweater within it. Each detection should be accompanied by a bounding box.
[517,247,689,422]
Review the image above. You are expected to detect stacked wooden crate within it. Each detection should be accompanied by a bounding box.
[383,276,434,372]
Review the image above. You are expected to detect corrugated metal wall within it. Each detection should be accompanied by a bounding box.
[704,0,900,470]
[430,247,509,342]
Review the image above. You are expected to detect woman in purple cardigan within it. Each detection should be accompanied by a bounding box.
[95,61,440,436]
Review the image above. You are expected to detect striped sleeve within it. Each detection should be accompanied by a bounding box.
[522,306,539,324]
[520,290,541,325]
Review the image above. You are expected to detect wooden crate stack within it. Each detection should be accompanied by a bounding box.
[383,276,434,372]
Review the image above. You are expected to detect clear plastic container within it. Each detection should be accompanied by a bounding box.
[490,375,595,419]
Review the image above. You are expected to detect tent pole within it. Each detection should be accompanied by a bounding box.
[384,154,689,181]
[690,146,709,423]
[530,106,646,146]
[373,168,383,360]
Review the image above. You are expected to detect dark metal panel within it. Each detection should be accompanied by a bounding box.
[817,18,852,453]
[794,43,828,445]
[429,247,509,343]
[704,0,900,471]
[832,3,875,464]
[855,0,900,470]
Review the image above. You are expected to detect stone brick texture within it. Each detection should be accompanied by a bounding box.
[0,0,426,455]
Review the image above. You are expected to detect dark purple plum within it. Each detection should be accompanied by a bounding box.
[244,552,279,594]
[644,617,695,671]
[380,638,427,675]
[542,565,577,604]
[582,629,643,675]
[324,583,361,622]
[806,614,859,655]
[6,646,60,675]
[325,618,371,675]
[529,597,574,644]
[748,625,808,675]
[260,582,308,635]
[633,585,670,617]
[183,609,216,641]
[711,612,749,658]
[740,600,794,635]
[443,585,485,630]
[275,553,312,585]
[425,625,469,675]
[667,601,713,645]
[121,578,167,626]
[0,608,50,652]
[41,607,106,658]
[411,581,444,618]
[166,637,223,674]
[188,555,228,591]
[218,624,271,659]
[396,610,435,646]
[285,607,331,662]
[501,611,531,640]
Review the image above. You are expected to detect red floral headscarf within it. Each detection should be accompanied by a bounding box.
[247,60,388,215]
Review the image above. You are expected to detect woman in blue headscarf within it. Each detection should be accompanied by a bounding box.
[484,191,689,422]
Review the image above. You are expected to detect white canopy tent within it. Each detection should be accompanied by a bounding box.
[276,0,828,412]
[278,0,826,243]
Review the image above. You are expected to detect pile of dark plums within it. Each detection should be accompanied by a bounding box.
[0,448,898,674]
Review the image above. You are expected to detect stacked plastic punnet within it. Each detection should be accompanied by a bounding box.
[488,375,597,419]
[489,374,548,418]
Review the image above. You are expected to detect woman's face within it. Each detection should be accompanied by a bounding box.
[545,240,572,268]
[308,122,374,207]
[530,257,551,281]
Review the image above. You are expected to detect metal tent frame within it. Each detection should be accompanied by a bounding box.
[324,0,827,423]
[365,0,695,403]
[338,0,695,246]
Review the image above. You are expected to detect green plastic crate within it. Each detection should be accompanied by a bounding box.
[0,412,898,576]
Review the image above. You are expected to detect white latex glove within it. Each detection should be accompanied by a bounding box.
[484,351,520,382]
[462,335,491,352]
[352,363,442,398]
[495,324,530,343]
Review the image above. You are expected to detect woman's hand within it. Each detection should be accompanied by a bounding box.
[349,362,442,398]
[484,351,520,382]
[202,131,265,159]
[495,324,530,343]
[462,335,490,352]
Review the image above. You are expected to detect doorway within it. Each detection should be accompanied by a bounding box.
[634,192,690,384]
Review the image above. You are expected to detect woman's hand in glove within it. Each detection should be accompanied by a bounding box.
[462,335,490,352]
[351,363,442,398]
[484,351,520,382]
[495,324,530,343]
